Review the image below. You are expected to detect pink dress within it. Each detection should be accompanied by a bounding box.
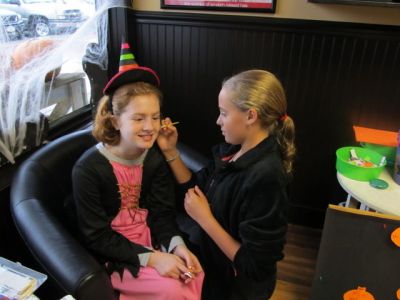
[108,160,204,300]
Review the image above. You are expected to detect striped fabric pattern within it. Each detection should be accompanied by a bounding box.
[119,42,139,72]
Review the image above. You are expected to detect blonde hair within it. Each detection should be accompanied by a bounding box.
[92,82,162,145]
[222,69,296,174]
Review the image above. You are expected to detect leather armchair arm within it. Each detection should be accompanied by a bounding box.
[10,130,115,300]
[178,142,209,172]
[11,197,115,300]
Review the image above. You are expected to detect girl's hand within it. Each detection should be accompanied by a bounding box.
[147,251,187,279]
[173,245,203,283]
[184,185,213,225]
[157,117,179,153]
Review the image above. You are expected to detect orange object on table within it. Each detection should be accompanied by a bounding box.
[343,287,375,300]
[391,227,400,247]
[396,288,400,300]
[353,126,398,147]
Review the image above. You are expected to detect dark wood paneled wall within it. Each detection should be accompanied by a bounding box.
[127,11,400,228]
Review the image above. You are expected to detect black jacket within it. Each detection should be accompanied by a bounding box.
[72,144,181,276]
[181,135,288,298]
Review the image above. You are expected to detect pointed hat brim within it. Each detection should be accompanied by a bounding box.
[103,66,160,95]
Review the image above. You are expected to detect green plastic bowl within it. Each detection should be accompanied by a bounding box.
[360,142,396,167]
[336,146,386,181]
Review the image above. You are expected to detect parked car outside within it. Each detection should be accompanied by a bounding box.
[0,8,24,40]
[0,0,86,37]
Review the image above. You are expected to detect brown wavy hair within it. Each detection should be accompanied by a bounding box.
[222,69,296,174]
[92,82,163,145]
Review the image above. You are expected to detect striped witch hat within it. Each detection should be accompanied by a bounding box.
[118,42,138,72]
[103,41,160,95]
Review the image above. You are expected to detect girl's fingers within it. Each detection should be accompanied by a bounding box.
[180,268,195,283]
[194,185,204,197]
[195,187,207,202]
[180,273,193,284]
[177,261,189,274]
[190,257,203,273]
[163,117,171,123]
[169,262,185,279]
[161,117,172,126]
[168,271,180,280]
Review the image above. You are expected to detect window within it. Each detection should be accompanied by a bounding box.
[0,0,109,167]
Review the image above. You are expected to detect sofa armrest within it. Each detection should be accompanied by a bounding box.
[177,142,209,172]
[11,198,115,300]
[10,129,114,300]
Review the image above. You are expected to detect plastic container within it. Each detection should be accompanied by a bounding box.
[0,257,47,300]
[336,146,386,181]
[360,142,396,167]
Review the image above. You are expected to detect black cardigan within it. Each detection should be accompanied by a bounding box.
[72,144,181,276]
[181,135,288,290]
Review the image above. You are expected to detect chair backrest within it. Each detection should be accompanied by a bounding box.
[10,129,115,300]
[14,129,96,224]
[309,205,400,300]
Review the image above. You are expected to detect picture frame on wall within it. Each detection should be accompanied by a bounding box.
[161,0,276,13]
[308,0,400,7]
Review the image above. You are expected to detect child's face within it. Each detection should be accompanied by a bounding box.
[216,88,249,145]
[115,93,161,151]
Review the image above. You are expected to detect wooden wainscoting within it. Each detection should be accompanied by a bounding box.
[271,224,322,300]
[129,11,400,228]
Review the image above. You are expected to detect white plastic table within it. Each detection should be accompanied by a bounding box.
[337,168,400,216]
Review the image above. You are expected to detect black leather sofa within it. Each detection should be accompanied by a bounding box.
[10,128,208,300]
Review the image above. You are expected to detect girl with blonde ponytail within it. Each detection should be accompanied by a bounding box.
[223,69,296,175]
[158,69,295,299]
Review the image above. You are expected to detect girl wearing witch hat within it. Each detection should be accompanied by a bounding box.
[72,41,204,299]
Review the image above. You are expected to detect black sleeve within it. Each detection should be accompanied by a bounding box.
[233,176,288,280]
[178,159,215,194]
[72,157,151,276]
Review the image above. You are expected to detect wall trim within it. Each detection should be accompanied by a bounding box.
[132,10,400,36]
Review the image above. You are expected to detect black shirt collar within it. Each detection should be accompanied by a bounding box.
[213,135,278,170]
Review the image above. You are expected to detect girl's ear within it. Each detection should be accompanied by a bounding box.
[246,108,258,125]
